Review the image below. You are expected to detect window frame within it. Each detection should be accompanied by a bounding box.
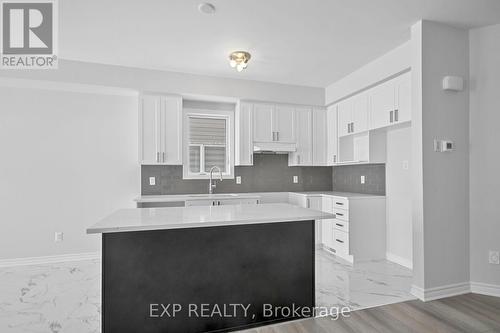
[182,109,234,180]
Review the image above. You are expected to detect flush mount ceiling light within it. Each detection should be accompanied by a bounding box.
[198,2,216,14]
[228,51,251,72]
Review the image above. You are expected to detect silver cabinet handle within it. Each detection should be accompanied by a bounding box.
[390,111,394,123]
[336,239,344,243]
[156,152,160,163]
[297,154,301,165]
[306,198,310,208]
[394,109,399,122]
[347,123,350,133]
[351,122,354,133]
[276,131,279,141]
[333,154,337,163]
[272,132,276,141]
[335,223,344,227]
[162,152,166,163]
[336,213,344,216]
[336,202,344,206]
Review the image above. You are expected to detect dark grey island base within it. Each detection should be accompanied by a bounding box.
[102,220,315,333]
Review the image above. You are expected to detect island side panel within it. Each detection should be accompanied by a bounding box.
[102,220,315,333]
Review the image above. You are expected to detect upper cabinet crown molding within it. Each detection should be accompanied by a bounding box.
[139,94,183,165]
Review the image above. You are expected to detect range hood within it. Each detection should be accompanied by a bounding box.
[253,142,297,154]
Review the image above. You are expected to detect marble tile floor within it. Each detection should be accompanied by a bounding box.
[0,249,413,332]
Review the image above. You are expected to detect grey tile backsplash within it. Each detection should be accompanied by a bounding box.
[141,154,333,195]
[141,155,386,196]
[332,164,386,195]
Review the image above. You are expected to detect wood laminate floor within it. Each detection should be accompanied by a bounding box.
[241,293,500,333]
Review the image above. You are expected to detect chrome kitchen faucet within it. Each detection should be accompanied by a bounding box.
[208,166,223,194]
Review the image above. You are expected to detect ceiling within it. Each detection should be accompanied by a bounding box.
[59,0,500,88]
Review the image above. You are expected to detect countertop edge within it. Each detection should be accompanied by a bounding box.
[87,213,334,234]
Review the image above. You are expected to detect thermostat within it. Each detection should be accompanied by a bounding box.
[434,139,455,152]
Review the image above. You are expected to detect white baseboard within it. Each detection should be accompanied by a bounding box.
[411,282,470,301]
[470,281,500,297]
[0,252,100,268]
[386,252,413,269]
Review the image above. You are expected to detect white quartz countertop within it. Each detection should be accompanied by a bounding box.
[290,191,386,199]
[87,203,334,234]
[135,193,261,203]
[136,191,384,203]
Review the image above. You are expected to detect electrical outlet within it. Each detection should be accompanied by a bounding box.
[149,177,156,186]
[293,176,299,184]
[236,176,241,184]
[402,160,409,170]
[54,232,63,243]
[489,251,500,265]
[360,175,366,184]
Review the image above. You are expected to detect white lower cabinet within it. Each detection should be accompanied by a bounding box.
[293,193,386,264]
[306,196,323,246]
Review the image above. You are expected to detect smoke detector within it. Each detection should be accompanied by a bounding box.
[198,3,216,14]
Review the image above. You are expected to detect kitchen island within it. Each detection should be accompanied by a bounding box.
[87,203,334,333]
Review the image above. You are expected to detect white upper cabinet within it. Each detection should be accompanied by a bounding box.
[352,92,369,134]
[337,93,369,138]
[140,94,182,165]
[289,107,312,166]
[326,104,338,165]
[370,79,396,129]
[395,71,411,124]
[369,72,411,130]
[253,103,274,142]
[274,105,296,143]
[140,95,161,165]
[162,96,183,164]
[253,102,295,143]
[235,102,253,166]
[337,99,352,137]
[312,108,328,166]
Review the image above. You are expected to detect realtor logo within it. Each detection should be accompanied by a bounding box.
[1,0,58,69]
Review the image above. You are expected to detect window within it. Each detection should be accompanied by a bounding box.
[183,110,234,179]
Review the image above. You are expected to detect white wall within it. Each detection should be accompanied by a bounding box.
[0,60,324,107]
[469,24,500,288]
[0,84,139,260]
[325,41,411,105]
[411,21,470,294]
[386,125,412,268]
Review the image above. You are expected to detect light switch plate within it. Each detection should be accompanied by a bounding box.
[149,177,156,186]
[236,176,241,184]
[293,176,298,184]
[489,251,500,265]
[360,176,366,184]
[54,232,63,243]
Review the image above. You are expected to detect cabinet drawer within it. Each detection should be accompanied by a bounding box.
[333,229,349,255]
[333,208,349,221]
[332,197,349,210]
[333,220,349,233]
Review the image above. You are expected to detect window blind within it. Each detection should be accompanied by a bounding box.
[189,117,226,145]
[188,116,227,173]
